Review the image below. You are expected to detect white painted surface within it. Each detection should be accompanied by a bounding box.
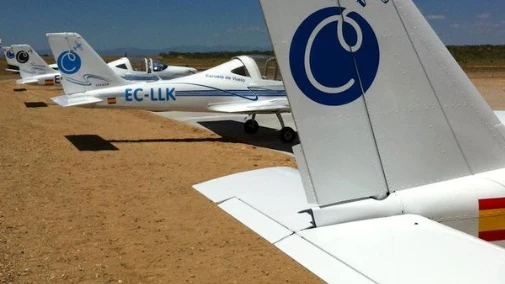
[194,167,312,233]
[219,198,293,243]
[276,235,374,284]
[261,0,389,206]
[300,215,505,284]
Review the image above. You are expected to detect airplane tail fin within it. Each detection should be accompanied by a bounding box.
[260,0,505,206]
[10,44,57,79]
[46,32,129,95]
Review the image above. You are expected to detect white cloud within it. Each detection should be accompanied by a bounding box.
[426,14,445,20]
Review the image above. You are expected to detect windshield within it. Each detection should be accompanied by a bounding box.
[152,60,168,72]
[231,65,250,77]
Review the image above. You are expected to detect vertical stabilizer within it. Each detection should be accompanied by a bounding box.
[10,44,58,79]
[260,0,505,206]
[46,32,129,95]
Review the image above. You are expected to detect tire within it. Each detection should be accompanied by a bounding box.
[244,119,260,134]
[279,127,296,143]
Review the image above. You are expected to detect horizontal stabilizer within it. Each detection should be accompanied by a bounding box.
[207,98,289,114]
[299,214,505,284]
[51,95,102,107]
[194,168,505,283]
[16,78,38,85]
[194,167,313,235]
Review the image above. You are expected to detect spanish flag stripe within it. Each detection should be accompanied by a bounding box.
[479,230,505,242]
[479,208,505,218]
[479,197,505,210]
[479,215,505,232]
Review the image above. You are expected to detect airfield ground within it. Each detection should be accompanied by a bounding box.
[0,67,504,283]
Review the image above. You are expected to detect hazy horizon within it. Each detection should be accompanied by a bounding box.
[1,0,504,52]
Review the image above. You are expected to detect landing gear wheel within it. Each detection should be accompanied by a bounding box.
[279,127,296,143]
[244,119,260,134]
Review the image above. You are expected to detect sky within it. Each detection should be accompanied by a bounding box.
[0,0,504,52]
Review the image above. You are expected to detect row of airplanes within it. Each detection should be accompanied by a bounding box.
[2,34,294,142]
[3,0,505,283]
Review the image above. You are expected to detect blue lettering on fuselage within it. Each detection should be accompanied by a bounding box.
[134,88,143,101]
[125,88,176,102]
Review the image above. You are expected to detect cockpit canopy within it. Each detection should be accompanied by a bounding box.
[231,55,282,81]
[110,57,168,73]
[152,60,168,72]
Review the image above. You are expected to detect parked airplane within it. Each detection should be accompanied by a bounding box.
[47,33,295,142]
[10,44,61,85]
[194,0,505,283]
[9,44,197,86]
[108,57,197,81]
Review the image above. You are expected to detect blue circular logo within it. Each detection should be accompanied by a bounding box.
[57,51,81,75]
[290,7,380,106]
[6,50,15,59]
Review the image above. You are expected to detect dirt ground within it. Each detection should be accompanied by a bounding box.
[0,72,504,283]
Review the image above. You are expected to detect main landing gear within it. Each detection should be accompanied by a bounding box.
[243,113,297,143]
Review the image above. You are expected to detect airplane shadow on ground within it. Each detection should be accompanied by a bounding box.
[24,102,48,108]
[66,135,119,151]
[65,120,298,153]
[198,120,298,153]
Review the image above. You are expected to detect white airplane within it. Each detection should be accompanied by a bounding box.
[194,0,505,283]
[2,46,21,73]
[8,44,197,86]
[108,57,197,81]
[47,33,295,142]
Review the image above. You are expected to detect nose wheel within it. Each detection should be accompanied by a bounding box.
[244,115,260,134]
[279,127,296,143]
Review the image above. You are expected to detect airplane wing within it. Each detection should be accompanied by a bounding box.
[194,167,505,284]
[207,97,290,114]
[51,95,103,107]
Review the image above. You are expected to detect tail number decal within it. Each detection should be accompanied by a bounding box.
[125,88,176,102]
[290,7,380,106]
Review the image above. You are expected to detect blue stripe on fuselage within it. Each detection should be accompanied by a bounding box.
[171,82,285,101]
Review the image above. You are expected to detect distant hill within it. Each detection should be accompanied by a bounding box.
[3,45,505,67]
[447,45,505,65]
[31,45,271,57]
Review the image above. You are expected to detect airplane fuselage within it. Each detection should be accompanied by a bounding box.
[73,71,285,112]
[18,73,61,86]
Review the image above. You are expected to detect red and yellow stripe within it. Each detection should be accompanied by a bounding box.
[479,197,505,242]
[107,97,117,105]
[45,79,54,86]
